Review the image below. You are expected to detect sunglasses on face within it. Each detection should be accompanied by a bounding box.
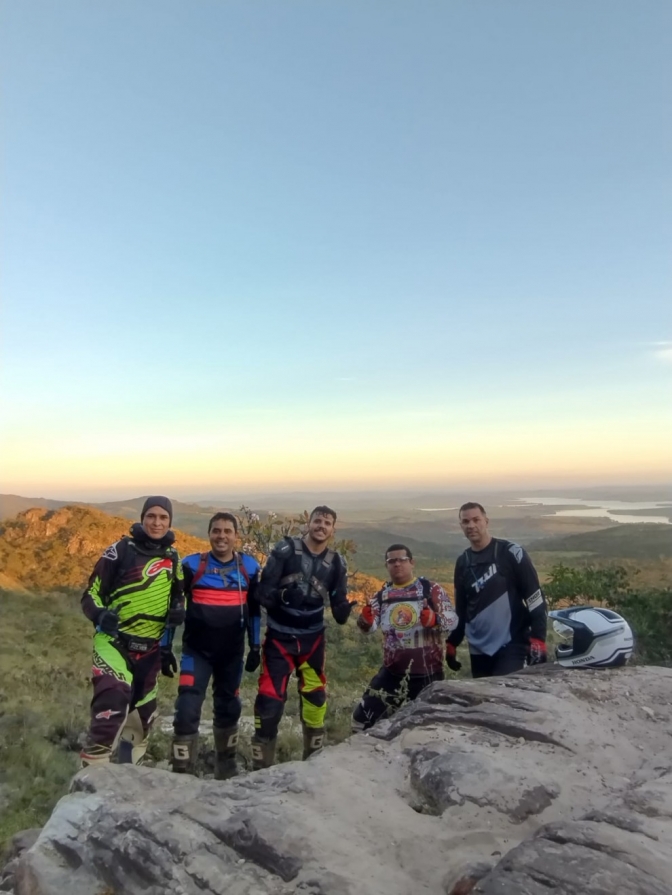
[386,557,410,565]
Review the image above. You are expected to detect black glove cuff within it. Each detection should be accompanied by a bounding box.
[331,601,353,625]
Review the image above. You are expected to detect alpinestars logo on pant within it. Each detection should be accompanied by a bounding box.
[95,709,121,720]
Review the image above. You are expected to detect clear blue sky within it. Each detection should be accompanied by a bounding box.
[1,1,670,498]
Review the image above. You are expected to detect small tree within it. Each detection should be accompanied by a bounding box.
[606,587,672,667]
[236,505,358,581]
[544,563,629,610]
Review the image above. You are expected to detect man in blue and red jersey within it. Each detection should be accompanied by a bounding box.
[352,544,458,730]
[168,512,261,779]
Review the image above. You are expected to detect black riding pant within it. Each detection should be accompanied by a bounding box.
[353,666,444,730]
[173,637,245,736]
[469,641,527,679]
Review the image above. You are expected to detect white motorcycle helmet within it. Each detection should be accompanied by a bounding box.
[549,606,634,668]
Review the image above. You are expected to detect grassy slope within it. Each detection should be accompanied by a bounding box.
[0,590,90,844]
[0,588,404,850]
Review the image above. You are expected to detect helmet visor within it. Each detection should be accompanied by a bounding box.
[553,620,574,640]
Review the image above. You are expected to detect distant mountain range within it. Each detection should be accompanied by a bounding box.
[0,494,240,544]
[1,492,670,589]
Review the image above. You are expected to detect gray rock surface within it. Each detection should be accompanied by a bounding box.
[0,829,41,893]
[10,665,672,894]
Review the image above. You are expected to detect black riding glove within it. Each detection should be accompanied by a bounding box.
[445,643,462,672]
[279,584,305,610]
[332,600,357,625]
[161,647,178,678]
[245,647,261,673]
[96,608,120,637]
[167,605,185,627]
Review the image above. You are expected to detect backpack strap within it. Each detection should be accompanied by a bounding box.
[379,582,392,607]
[235,553,251,588]
[321,549,336,570]
[280,538,302,588]
[190,552,209,588]
[419,576,438,611]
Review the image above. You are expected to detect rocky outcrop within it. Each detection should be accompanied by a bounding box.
[9,665,672,894]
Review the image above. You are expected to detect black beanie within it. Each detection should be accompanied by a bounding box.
[140,496,173,525]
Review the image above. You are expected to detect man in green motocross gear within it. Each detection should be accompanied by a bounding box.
[80,496,185,766]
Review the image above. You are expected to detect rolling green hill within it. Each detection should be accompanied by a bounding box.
[534,523,672,561]
[339,524,464,581]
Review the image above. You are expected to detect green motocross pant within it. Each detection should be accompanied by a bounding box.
[85,632,161,750]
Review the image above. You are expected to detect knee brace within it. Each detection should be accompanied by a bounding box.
[117,709,150,765]
[254,695,285,741]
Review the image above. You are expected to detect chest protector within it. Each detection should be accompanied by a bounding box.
[279,537,336,603]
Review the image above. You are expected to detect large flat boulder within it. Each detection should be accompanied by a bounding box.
[10,666,672,895]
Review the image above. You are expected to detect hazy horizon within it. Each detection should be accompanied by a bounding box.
[3,480,671,506]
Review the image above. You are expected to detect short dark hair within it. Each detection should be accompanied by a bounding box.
[385,543,413,561]
[459,502,486,516]
[208,512,238,533]
[310,505,337,522]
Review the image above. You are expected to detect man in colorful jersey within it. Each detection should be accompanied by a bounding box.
[80,496,185,767]
[352,544,458,730]
[252,506,353,769]
[446,502,547,678]
[169,512,261,779]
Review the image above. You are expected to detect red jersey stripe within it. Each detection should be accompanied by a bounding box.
[191,587,248,607]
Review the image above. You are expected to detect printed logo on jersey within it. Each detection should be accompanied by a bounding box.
[389,603,418,630]
[145,558,173,577]
[95,709,121,720]
[102,542,119,561]
[508,543,524,563]
[470,563,498,593]
[527,589,543,611]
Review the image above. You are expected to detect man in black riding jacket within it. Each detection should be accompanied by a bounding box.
[446,502,547,678]
[251,505,353,769]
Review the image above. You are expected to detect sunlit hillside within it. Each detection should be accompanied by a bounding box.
[0,506,209,591]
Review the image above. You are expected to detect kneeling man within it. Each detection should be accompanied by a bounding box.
[353,544,458,731]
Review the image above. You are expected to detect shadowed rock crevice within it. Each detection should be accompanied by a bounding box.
[370,702,572,750]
